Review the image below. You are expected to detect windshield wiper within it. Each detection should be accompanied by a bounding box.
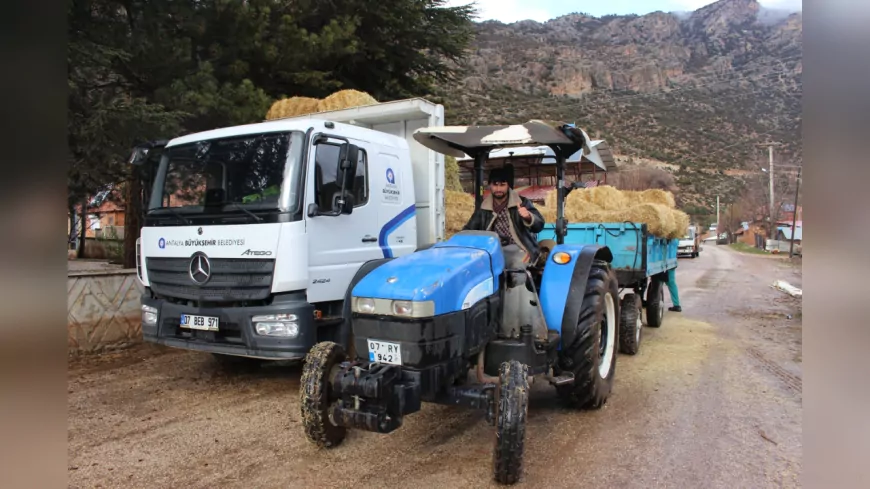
[223,202,263,223]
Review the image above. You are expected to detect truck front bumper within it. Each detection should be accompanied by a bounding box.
[141,294,317,360]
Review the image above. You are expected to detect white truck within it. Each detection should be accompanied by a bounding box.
[677,225,700,258]
[132,98,446,364]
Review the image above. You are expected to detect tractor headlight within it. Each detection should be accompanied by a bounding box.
[354,297,376,314]
[352,297,434,318]
[390,300,434,318]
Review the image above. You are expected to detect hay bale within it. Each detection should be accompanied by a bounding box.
[585,185,628,210]
[620,188,676,209]
[445,190,475,238]
[638,189,676,209]
[617,203,675,237]
[668,210,691,239]
[492,186,682,239]
[318,89,378,112]
[564,191,605,223]
[265,96,320,120]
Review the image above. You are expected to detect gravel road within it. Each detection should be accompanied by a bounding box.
[68,244,802,488]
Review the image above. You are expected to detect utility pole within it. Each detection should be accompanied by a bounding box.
[716,195,720,233]
[768,145,775,239]
[789,167,802,258]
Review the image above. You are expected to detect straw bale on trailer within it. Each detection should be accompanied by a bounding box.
[540,186,688,238]
[624,189,676,209]
[668,209,691,239]
[585,185,628,211]
[445,190,475,238]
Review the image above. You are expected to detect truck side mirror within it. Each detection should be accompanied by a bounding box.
[335,143,359,191]
[128,147,150,166]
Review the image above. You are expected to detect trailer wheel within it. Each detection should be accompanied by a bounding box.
[618,293,642,355]
[556,263,618,409]
[493,360,529,485]
[300,341,347,448]
[646,278,665,328]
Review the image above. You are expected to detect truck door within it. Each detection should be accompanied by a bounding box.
[305,136,382,303]
[374,152,417,258]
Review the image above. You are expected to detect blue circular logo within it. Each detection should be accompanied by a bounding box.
[158,237,166,249]
[386,168,395,185]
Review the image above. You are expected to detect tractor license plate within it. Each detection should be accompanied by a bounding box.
[368,339,402,365]
[180,314,220,331]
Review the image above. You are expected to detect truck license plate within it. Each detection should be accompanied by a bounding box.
[368,339,402,365]
[180,314,220,331]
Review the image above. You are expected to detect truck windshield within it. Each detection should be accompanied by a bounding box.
[148,131,304,216]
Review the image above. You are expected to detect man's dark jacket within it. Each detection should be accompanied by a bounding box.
[462,189,545,258]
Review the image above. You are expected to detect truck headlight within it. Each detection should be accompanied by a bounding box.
[141,305,158,326]
[352,297,434,318]
[252,314,298,338]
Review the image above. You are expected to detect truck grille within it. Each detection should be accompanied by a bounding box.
[146,257,275,302]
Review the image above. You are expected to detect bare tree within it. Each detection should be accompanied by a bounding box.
[609,166,678,193]
[736,171,798,238]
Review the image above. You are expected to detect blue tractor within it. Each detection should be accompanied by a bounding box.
[299,121,620,485]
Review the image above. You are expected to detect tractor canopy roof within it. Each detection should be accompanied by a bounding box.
[412,120,592,161]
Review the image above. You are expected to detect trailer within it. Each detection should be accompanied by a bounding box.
[540,222,678,355]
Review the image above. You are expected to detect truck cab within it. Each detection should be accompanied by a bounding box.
[135,99,445,362]
[677,226,700,258]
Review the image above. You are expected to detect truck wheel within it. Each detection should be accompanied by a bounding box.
[556,264,618,409]
[493,360,529,485]
[300,341,347,448]
[211,353,263,372]
[646,278,664,328]
[618,293,642,355]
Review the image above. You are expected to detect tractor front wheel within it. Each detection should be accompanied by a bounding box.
[493,360,529,485]
[300,341,347,448]
[556,263,618,409]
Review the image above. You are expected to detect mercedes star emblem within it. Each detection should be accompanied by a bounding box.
[197,227,203,235]
[189,252,212,285]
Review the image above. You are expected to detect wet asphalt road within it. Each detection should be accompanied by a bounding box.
[68,244,802,488]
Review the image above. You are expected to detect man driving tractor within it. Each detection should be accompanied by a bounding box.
[462,167,545,263]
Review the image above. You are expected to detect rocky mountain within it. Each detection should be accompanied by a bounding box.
[435,0,802,210]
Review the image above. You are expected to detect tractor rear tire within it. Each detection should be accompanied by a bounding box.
[301,341,347,448]
[618,293,642,355]
[493,360,529,485]
[556,263,618,409]
[646,278,665,328]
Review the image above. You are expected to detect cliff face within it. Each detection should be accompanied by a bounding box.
[438,0,802,208]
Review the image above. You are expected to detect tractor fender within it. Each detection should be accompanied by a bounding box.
[539,244,613,346]
[338,257,394,347]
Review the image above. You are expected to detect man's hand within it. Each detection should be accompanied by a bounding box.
[518,205,532,222]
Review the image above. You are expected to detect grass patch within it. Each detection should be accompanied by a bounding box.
[729,242,769,255]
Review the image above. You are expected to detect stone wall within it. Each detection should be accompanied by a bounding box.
[68,269,144,355]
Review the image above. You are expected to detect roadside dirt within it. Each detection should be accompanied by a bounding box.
[68,245,802,488]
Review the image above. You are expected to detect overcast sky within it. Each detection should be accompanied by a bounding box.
[445,0,802,24]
